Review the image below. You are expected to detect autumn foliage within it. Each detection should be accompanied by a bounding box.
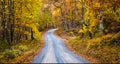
[0,0,120,63]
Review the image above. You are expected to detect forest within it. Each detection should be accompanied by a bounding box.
[0,0,120,63]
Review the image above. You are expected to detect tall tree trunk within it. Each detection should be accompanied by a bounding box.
[1,0,6,40]
[17,0,22,42]
[31,28,34,40]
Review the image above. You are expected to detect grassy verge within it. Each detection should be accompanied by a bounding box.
[69,33,120,63]
[0,32,45,63]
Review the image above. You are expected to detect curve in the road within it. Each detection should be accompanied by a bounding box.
[32,29,90,63]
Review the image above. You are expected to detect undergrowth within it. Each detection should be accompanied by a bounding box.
[0,40,44,63]
[69,32,120,63]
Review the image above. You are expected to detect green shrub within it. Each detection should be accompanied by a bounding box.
[69,31,74,36]
[0,40,9,50]
[3,49,21,59]
[19,45,28,51]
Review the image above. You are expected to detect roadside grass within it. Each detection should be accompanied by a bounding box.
[69,32,120,63]
[0,34,44,63]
